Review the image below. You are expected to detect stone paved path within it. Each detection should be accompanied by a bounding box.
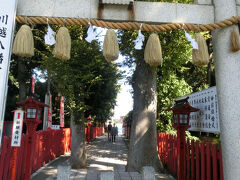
[31,135,174,180]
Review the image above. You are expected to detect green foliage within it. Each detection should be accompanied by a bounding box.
[157,74,192,132]
[185,131,200,141]
[119,29,212,133]
[42,26,120,124]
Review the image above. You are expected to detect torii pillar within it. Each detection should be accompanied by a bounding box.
[212,0,240,179]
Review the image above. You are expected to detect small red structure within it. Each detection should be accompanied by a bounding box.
[167,97,199,180]
[86,116,92,144]
[17,96,48,180]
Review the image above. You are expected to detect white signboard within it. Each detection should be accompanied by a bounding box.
[0,0,17,147]
[11,109,24,147]
[52,125,60,130]
[188,86,220,133]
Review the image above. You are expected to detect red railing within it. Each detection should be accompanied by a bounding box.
[0,128,71,180]
[90,127,104,139]
[157,133,224,180]
[0,126,105,180]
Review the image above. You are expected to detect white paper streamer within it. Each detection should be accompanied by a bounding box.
[133,24,145,50]
[85,22,97,43]
[44,19,56,46]
[183,24,198,50]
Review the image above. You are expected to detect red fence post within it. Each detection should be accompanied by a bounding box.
[0,136,8,176]
[212,144,218,180]
[186,139,190,180]
[206,143,211,180]
[191,140,195,180]
[3,137,12,180]
[219,146,224,180]
[173,135,177,176]
[21,135,28,179]
[200,141,205,180]
[169,135,173,173]
[196,141,200,180]
[10,147,18,180]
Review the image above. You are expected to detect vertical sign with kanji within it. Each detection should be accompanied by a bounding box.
[188,86,220,133]
[176,86,220,133]
[60,96,64,127]
[47,94,52,129]
[0,0,17,147]
[11,109,24,147]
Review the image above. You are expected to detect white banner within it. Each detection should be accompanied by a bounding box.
[188,86,220,133]
[0,0,17,147]
[11,109,24,147]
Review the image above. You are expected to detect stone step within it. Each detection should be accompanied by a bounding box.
[69,169,174,180]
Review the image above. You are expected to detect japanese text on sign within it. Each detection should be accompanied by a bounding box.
[187,86,220,133]
[0,0,17,148]
[11,109,24,147]
[0,15,9,70]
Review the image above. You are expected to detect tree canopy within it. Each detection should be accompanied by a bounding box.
[6,25,121,126]
[42,26,121,123]
[119,20,213,133]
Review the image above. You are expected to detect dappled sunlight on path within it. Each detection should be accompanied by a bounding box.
[31,134,174,180]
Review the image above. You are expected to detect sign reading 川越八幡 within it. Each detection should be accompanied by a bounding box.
[0,0,18,147]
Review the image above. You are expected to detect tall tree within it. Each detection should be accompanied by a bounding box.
[119,29,163,171]
[43,25,120,168]
[119,0,202,173]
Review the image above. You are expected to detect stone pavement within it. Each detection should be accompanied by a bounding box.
[31,134,175,180]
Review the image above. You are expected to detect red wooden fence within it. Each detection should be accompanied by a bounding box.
[89,127,104,139]
[157,133,224,180]
[0,128,71,180]
[0,126,104,180]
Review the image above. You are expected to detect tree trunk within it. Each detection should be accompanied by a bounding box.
[17,57,27,101]
[127,58,163,172]
[70,111,87,169]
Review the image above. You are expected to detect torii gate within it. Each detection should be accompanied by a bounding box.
[2,0,240,179]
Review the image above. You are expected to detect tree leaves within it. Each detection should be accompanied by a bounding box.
[42,26,121,123]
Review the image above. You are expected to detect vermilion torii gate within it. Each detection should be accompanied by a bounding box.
[2,0,240,179]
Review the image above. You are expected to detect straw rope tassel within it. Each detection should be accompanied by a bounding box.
[12,25,34,57]
[144,33,163,66]
[53,27,71,60]
[103,29,119,62]
[231,26,240,52]
[192,33,210,66]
